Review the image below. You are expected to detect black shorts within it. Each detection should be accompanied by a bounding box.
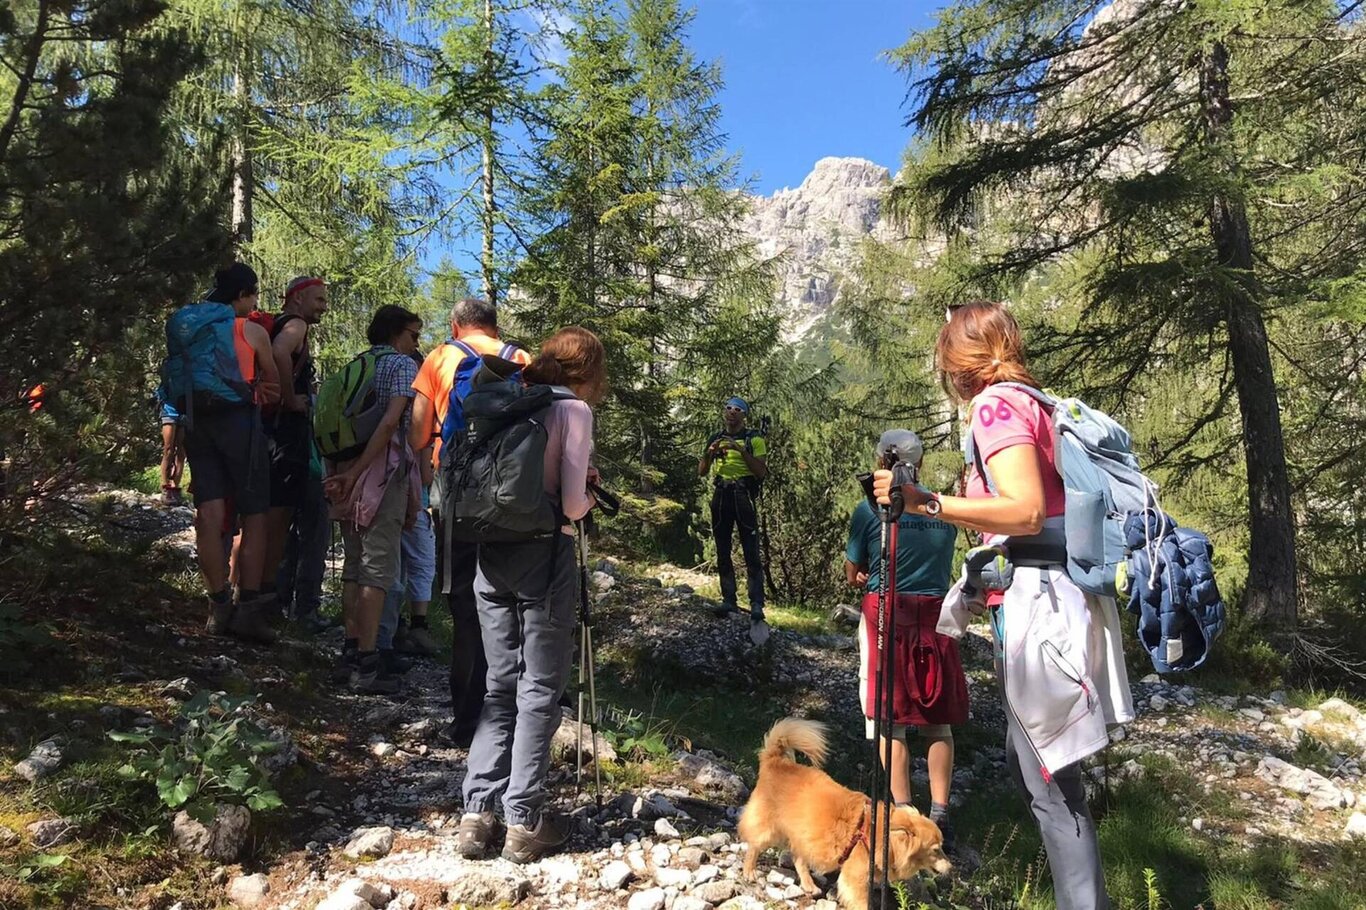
[184,406,269,514]
[267,411,312,509]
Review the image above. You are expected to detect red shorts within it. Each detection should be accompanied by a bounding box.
[861,593,969,727]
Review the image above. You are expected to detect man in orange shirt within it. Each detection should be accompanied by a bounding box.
[410,296,530,746]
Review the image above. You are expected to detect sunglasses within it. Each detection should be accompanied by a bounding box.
[724,406,745,413]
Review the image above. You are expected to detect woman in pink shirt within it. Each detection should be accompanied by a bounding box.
[458,327,606,866]
[875,302,1131,910]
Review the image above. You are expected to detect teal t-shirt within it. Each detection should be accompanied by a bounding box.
[845,500,957,595]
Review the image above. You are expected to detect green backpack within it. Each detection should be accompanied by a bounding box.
[313,347,400,462]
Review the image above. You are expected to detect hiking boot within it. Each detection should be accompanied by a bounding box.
[228,596,278,645]
[295,610,336,635]
[161,486,183,506]
[331,643,359,685]
[380,649,413,676]
[441,721,478,750]
[457,811,503,859]
[933,814,956,856]
[712,602,739,618]
[400,624,440,657]
[206,597,235,636]
[501,813,569,864]
[350,653,401,695]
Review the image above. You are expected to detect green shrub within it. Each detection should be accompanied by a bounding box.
[0,602,54,678]
[108,691,284,822]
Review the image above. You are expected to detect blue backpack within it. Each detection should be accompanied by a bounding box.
[159,301,252,427]
[965,382,1226,672]
[437,339,526,454]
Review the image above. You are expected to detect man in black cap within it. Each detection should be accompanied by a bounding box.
[174,263,282,643]
[698,396,768,628]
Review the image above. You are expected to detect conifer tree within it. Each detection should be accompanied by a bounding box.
[889,0,1366,630]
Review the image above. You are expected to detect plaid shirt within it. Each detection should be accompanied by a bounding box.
[370,346,418,436]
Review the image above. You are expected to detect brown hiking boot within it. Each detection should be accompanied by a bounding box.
[456,811,504,859]
[399,625,440,657]
[206,598,235,636]
[501,813,569,864]
[228,596,278,645]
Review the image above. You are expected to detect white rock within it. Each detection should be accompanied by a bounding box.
[673,897,712,910]
[371,742,397,758]
[1149,695,1169,712]
[227,873,271,909]
[26,817,77,849]
[1192,818,1204,831]
[693,864,720,885]
[315,895,372,910]
[655,867,692,888]
[445,870,531,906]
[592,571,617,592]
[337,878,393,908]
[1320,698,1361,719]
[551,717,619,765]
[1239,708,1265,723]
[1256,756,1346,810]
[629,887,667,910]
[599,859,633,890]
[344,826,395,859]
[655,818,681,839]
[172,805,250,861]
[1345,812,1366,839]
[13,739,63,782]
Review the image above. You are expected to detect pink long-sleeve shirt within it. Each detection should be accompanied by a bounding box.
[543,398,596,532]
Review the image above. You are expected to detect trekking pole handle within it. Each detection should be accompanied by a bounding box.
[856,472,878,510]
[588,481,620,517]
[887,461,913,522]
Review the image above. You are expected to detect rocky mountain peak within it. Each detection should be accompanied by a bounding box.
[741,157,895,337]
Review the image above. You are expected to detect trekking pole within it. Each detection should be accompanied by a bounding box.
[860,458,911,910]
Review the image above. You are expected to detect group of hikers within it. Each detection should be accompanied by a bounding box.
[158,269,1152,906]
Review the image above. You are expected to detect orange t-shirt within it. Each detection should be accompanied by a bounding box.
[412,332,531,465]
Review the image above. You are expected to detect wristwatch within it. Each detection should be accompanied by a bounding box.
[924,493,943,517]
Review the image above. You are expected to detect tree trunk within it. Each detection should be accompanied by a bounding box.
[481,0,497,307]
[230,59,253,249]
[1201,42,1298,629]
[0,0,51,168]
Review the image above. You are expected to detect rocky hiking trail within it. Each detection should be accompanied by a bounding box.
[3,484,1366,910]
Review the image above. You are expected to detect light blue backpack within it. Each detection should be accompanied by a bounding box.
[964,382,1159,599]
[159,301,252,427]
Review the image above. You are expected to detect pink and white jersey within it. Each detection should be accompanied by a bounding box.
[963,385,1066,520]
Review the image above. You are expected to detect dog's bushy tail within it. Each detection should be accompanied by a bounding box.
[760,717,828,767]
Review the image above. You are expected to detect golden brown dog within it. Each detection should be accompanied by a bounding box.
[738,718,952,910]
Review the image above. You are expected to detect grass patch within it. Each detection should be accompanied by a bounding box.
[763,601,830,637]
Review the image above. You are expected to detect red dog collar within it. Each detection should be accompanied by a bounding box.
[838,802,872,864]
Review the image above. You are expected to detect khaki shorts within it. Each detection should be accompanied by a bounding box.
[341,464,408,591]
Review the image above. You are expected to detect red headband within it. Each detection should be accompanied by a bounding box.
[283,278,325,300]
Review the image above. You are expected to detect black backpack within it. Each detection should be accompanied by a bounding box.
[440,371,578,547]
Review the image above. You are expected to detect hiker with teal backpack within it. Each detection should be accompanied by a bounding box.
[319,306,424,695]
[160,263,281,644]
[455,327,606,866]
[874,302,1136,910]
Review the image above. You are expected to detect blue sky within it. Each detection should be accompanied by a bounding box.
[687,0,937,193]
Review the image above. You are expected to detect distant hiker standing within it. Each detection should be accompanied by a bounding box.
[160,263,281,643]
[409,297,530,746]
[263,276,328,611]
[698,397,768,625]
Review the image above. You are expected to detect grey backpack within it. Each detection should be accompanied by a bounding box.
[441,374,577,547]
[964,382,1160,599]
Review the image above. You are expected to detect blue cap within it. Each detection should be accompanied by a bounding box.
[724,396,749,413]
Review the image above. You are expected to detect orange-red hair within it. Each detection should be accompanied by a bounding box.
[935,301,1039,402]
[523,326,608,405]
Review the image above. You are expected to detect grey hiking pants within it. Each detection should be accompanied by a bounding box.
[462,533,577,827]
[1003,691,1111,910]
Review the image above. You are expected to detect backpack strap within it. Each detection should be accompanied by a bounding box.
[447,338,480,361]
[498,341,526,361]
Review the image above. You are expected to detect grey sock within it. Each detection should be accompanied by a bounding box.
[930,801,949,822]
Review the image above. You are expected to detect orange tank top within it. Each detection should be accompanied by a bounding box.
[233,318,257,388]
